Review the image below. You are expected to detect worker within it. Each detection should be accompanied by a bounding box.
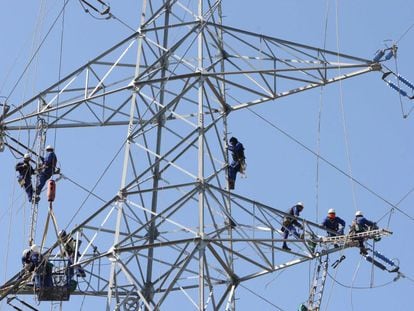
[29,244,52,288]
[350,210,378,255]
[281,202,304,251]
[59,230,86,278]
[227,137,245,190]
[36,145,57,198]
[321,208,346,237]
[21,248,34,275]
[15,154,35,202]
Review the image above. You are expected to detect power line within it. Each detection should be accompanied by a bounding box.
[247,107,414,223]
[6,0,70,102]
[396,21,414,43]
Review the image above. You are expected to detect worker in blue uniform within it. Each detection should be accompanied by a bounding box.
[350,210,378,255]
[36,145,57,199]
[30,244,53,288]
[15,154,35,202]
[227,137,245,190]
[321,208,345,236]
[281,202,304,251]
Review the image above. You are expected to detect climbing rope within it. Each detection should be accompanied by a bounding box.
[247,107,414,224]
[52,0,67,152]
[396,21,414,44]
[334,0,359,214]
[239,283,286,311]
[5,0,70,102]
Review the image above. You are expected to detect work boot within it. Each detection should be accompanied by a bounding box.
[34,195,40,203]
[360,247,368,255]
[282,243,291,251]
[228,179,235,190]
[227,218,237,228]
[77,270,86,278]
[307,241,317,253]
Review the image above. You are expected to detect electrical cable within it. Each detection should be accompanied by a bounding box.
[239,283,286,311]
[396,21,414,44]
[327,268,395,290]
[247,107,414,223]
[5,0,70,102]
[53,0,67,153]
[334,0,358,213]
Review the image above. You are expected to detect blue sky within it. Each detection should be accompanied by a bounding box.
[1,1,414,310]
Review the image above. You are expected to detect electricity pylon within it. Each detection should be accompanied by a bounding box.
[0,1,385,310]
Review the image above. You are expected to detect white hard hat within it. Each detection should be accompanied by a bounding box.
[30,244,40,253]
[46,145,54,151]
[22,248,31,256]
[328,208,336,214]
[296,201,304,208]
[23,153,30,159]
[355,210,363,217]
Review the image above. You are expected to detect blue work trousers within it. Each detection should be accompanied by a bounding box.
[36,172,52,195]
[283,224,300,240]
[228,161,240,181]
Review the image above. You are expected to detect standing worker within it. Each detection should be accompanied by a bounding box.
[59,230,86,278]
[350,210,378,255]
[321,208,346,236]
[227,137,246,190]
[15,154,35,202]
[36,145,57,199]
[281,202,304,251]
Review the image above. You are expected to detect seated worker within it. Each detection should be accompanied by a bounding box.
[281,202,304,251]
[350,210,378,255]
[321,208,346,236]
[29,244,53,288]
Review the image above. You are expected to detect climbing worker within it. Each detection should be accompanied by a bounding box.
[227,137,246,190]
[59,230,86,278]
[321,208,346,237]
[36,145,58,199]
[281,202,304,251]
[350,210,378,255]
[15,153,35,202]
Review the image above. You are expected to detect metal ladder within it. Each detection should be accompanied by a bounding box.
[306,255,329,311]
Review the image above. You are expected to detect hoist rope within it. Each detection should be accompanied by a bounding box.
[349,256,362,311]
[334,0,358,213]
[5,0,70,102]
[40,204,61,253]
[314,0,331,226]
[65,140,126,229]
[247,107,414,223]
[2,169,19,286]
[239,283,286,311]
[309,2,330,306]
[391,49,407,118]
[396,21,414,43]
[53,0,67,151]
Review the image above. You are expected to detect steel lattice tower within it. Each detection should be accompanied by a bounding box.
[0,1,386,310]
